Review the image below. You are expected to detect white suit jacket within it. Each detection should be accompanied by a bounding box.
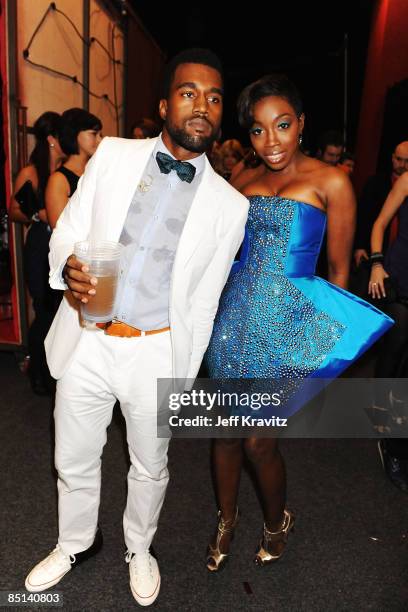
[45,137,249,387]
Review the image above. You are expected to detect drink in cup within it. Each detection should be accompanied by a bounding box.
[73,241,123,323]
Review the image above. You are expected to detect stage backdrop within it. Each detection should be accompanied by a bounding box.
[17,0,124,137]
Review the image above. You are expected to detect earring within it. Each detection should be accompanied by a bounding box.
[298,134,303,145]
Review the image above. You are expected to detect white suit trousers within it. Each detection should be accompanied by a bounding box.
[54,328,172,555]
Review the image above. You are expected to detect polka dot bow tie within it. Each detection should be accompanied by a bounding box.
[156,151,196,183]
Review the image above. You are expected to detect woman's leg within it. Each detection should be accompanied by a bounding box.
[243,437,286,530]
[212,438,243,520]
[243,437,294,565]
[207,438,243,568]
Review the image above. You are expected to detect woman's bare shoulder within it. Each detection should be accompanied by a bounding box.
[47,169,69,189]
[305,160,351,192]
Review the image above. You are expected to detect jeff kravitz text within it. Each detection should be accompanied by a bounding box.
[169,414,288,427]
[167,389,287,428]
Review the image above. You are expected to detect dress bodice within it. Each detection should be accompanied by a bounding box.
[239,195,326,277]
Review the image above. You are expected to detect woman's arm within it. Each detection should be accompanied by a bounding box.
[368,173,408,299]
[370,173,408,253]
[45,171,70,229]
[325,168,356,289]
[9,166,37,223]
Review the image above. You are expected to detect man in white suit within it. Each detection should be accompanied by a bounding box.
[25,48,248,605]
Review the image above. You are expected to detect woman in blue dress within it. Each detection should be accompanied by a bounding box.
[205,75,393,571]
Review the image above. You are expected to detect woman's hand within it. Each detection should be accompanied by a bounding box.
[368,264,389,299]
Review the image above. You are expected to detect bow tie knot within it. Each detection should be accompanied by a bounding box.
[156,151,196,183]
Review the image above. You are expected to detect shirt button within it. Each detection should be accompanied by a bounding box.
[154,215,159,221]
[140,246,145,251]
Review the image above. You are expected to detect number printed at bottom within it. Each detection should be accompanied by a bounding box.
[0,591,63,607]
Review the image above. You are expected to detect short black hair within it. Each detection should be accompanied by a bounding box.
[237,74,303,130]
[318,130,344,152]
[59,108,102,155]
[161,48,223,99]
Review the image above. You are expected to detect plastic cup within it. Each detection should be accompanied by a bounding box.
[73,240,123,323]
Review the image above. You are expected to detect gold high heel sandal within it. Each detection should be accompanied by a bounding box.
[254,509,295,566]
[206,508,239,572]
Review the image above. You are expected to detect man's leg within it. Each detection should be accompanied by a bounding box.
[55,331,117,554]
[25,330,116,592]
[111,330,172,606]
[115,331,172,552]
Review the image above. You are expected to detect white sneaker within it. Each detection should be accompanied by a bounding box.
[25,545,75,592]
[126,550,160,606]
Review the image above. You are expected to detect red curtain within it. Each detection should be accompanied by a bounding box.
[354,0,408,194]
[1,0,20,343]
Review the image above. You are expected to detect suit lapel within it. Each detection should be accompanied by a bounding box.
[107,138,158,241]
[173,159,221,269]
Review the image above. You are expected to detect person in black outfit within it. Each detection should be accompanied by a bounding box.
[354,140,408,267]
[369,171,408,492]
[46,108,102,229]
[9,112,64,395]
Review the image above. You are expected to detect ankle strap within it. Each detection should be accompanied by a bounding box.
[217,507,239,533]
[264,509,291,536]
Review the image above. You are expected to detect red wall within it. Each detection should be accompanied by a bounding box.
[355,0,408,194]
[1,0,21,344]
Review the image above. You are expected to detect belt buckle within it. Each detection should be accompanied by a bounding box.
[106,320,140,338]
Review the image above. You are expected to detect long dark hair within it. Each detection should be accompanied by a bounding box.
[29,111,61,197]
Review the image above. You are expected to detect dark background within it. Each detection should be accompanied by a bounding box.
[131,0,375,153]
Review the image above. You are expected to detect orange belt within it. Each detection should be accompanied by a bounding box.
[95,320,170,338]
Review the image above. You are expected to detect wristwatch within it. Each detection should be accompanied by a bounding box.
[31,212,40,222]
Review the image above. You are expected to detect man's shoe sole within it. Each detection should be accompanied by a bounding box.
[25,568,71,593]
[130,575,161,607]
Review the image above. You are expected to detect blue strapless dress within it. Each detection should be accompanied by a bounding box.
[205,196,393,382]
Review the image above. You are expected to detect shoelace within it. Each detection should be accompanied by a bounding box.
[44,545,76,567]
[125,550,152,577]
